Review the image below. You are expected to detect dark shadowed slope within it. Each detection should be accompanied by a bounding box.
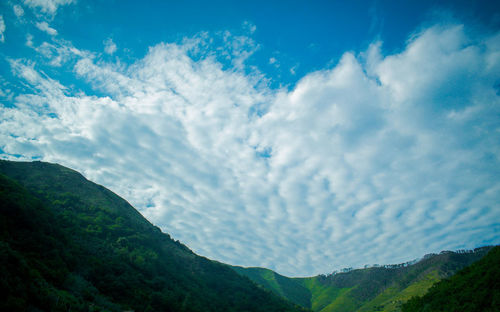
[402,245,500,312]
[0,160,307,312]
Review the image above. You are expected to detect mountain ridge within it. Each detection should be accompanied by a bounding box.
[401,245,500,311]
[231,242,494,312]
[0,159,306,312]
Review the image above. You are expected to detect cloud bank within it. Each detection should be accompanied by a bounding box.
[1,22,499,276]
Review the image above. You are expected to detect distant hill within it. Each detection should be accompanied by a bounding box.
[0,160,306,312]
[401,245,500,312]
[232,247,493,312]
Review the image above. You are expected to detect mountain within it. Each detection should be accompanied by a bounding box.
[231,266,312,308]
[401,245,500,312]
[0,160,306,312]
[231,248,493,312]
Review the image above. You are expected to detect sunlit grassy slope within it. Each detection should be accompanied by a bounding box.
[232,241,492,312]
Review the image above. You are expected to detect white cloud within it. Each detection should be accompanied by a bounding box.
[269,57,279,68]
[26,34,33,47]
[36,21,58,36]
[0,16,5,43]
[25,35,90,66]
[242,20,257,34]
[35,41,84,66]
[103,38,117,55]
[13,4,25,17]
[1,23,499,276]
[24,0,75,15]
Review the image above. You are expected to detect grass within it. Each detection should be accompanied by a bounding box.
[357,270,440,312]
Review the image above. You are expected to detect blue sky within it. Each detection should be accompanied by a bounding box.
[1,0,500,276]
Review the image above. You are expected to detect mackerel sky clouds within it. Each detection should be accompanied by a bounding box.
[0,0,499,276]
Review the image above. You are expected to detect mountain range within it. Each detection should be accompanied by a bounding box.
[231,247,492,312]
[0,160,497,311]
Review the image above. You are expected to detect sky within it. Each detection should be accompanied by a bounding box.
[0,0,499,277]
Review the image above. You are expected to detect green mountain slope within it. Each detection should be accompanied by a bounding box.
[231,266,312,308]
[0,160,306,312]
[402,245,500,312]
[232,248,492,312]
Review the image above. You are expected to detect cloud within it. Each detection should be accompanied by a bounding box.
[24,0,75,15]
[26,34,33,47]
[25,35,90,66]
[242,21,257,34]
[1,23,499,276]
[103,38,117,55]
[269,57,279,68]
[36,21,58,36]
[0,16,5,43]
[13,4,25,17]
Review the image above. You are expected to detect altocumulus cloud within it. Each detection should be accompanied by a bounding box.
[1,22,499,276]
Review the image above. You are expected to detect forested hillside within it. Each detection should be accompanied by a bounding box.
[0,160,306,312]
[402,245,500,312]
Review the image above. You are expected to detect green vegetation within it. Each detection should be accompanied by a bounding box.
[295,276,351,311]
[402,246,500,312]
[231,266,312,308]
[357,270,440,312]
[232,248,493,312]
[0,160,306,312]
